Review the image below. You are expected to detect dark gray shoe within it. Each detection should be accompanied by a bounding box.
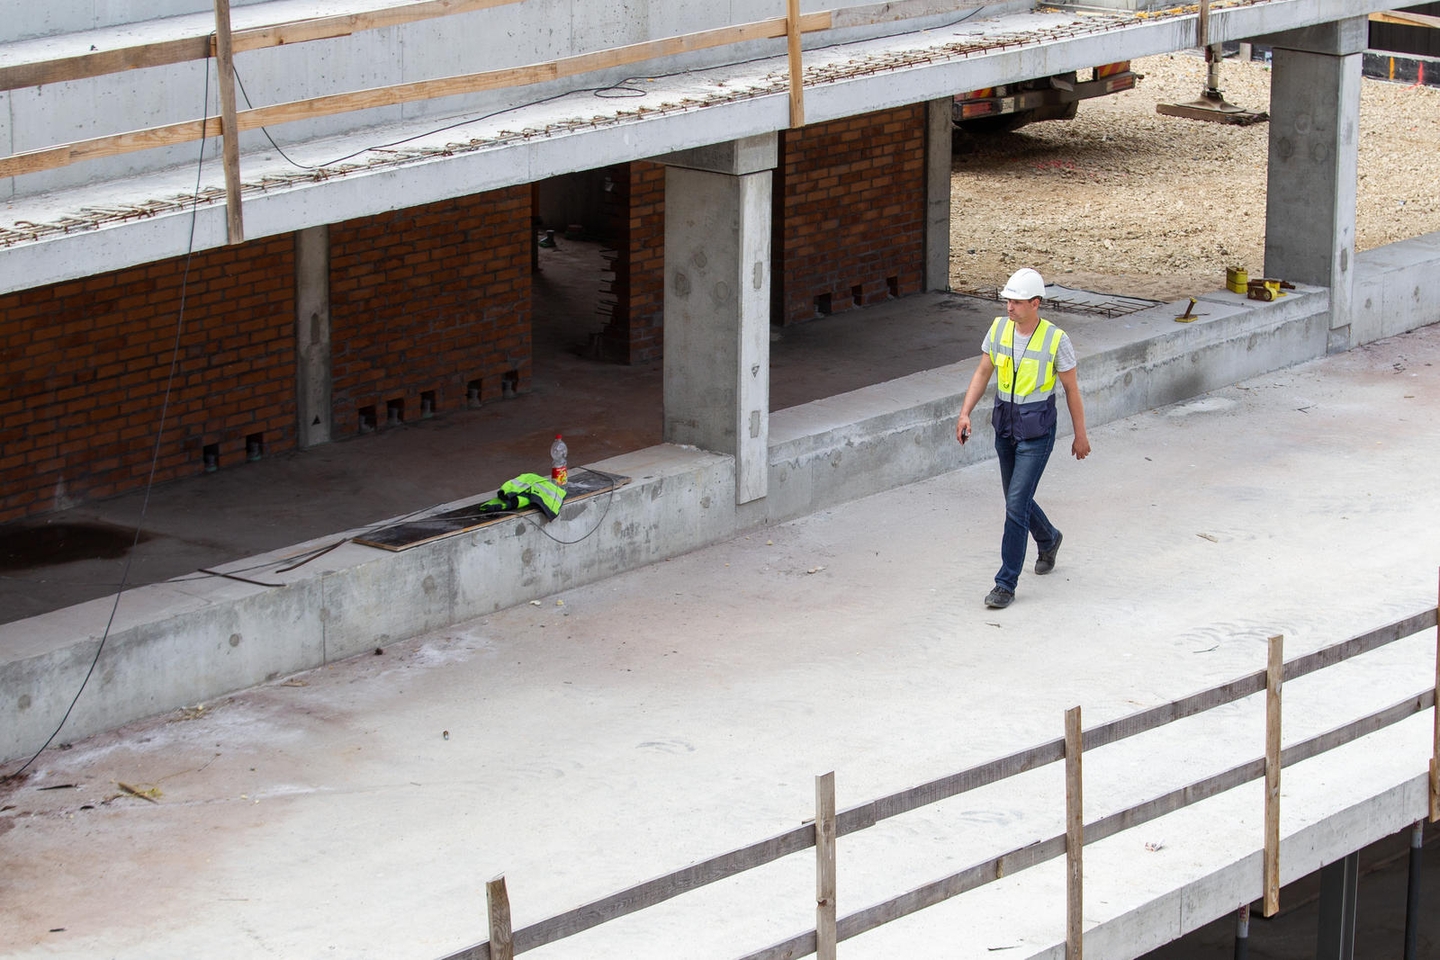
[1035,532,1063,575]
[984,586,1014,609]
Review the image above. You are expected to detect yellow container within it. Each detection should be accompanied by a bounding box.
[1226,266,1249,295]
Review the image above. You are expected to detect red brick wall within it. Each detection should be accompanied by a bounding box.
[329,188,531,427]
[0,239,295,524]
[595,161,665,364]
[774,105,928,325]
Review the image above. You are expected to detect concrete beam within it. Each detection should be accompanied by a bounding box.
[653,133,778,176]
[1257,15,1368,56]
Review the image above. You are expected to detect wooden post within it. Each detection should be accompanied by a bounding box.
[487,875,514,960]
[1263,634,1284,916]
[1197,0,1210,49]
[212,0,245,244]
[1432,569,1439,822]
[1065,706,1084,959]
[786,0,804,128]
[815,772,837,960]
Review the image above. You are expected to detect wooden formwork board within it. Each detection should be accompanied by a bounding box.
[354,468,629,551]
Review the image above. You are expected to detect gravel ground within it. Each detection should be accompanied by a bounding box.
[948,51,1440,301]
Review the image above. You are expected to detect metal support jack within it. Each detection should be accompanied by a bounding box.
[1404,822,1424,960]
[1156,45,1268,126]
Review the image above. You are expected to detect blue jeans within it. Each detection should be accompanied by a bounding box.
[993,426,1060,592]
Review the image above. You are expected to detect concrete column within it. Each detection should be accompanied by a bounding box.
[295,225,332,448]
[657,135,775,505]
[924,97,953,292]
[1261,17,1363,353]
[1315,850,1359,960]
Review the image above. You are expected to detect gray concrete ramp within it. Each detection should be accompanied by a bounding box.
[2,321,1438,959]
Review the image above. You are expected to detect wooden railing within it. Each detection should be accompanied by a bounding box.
[444,594,1440,960]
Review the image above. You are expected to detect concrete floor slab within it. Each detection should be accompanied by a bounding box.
[2,320,1438,960]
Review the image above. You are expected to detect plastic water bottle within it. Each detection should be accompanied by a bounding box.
[550,434,568,486]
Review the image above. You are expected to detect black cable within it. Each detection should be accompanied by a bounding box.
[521,466,615,545]
[232,66,645,172]
[227,6,984,175]
[7,61,215,780]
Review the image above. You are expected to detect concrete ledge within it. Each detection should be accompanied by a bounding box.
[4,239,1439,761]
[1352,231,1440,346]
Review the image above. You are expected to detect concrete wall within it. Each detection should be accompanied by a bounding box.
[6,231,1438,762]
[329,186,532,423]
[0,186,531,524]
[0,236,297,524]
[773,105,928,325]
[1351,231,1440,345]
[593,161,668,364]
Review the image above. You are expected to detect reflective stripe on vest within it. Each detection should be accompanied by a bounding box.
[492,473,567,519]
[987,316,1062,406]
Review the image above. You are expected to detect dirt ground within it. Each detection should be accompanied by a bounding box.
[949,51,1440,301]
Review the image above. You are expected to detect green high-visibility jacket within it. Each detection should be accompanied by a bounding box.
[481,473,567,519]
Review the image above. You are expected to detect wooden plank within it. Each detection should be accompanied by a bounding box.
[450,608,1440,960]
[1086,611,1431,753]
[1284,610,1436,683]
[1087,758,1267,846]
[842,738,1066,830]
[745,679,1437,960]
[1085,672,1266,751]
[1433,574,1439,823]
[353,470,629,551]
[837,834,1068,940]
[229,0,525,53]
[0,38,210,91]
[1370,10,1440,30]
[235,12,831,129]
[500,823,814,955]
[1065,706,1084,960]
[0,0,524,92]
[1263,634,1283,917]
[0,116,224,179]
[0,11,832,179]
[486,876,513,960]
[1280,691,1434,769]
[815,772,837,960]
[214,0,246,244]
[787,0,806,128]
[740,835,1070,960]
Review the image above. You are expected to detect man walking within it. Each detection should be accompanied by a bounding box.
[955,268,1090,609]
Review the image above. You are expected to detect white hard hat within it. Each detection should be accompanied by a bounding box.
[1000,268,1046,301]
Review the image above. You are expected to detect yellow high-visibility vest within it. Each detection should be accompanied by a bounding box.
[986,317,1064,440]
[988,317,1061,402]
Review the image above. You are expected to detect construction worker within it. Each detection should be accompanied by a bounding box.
[955,267,1091,609]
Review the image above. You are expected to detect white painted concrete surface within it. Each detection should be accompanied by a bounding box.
[13,216,1440,766]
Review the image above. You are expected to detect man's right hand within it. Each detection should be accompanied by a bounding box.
[956,414,972,444]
